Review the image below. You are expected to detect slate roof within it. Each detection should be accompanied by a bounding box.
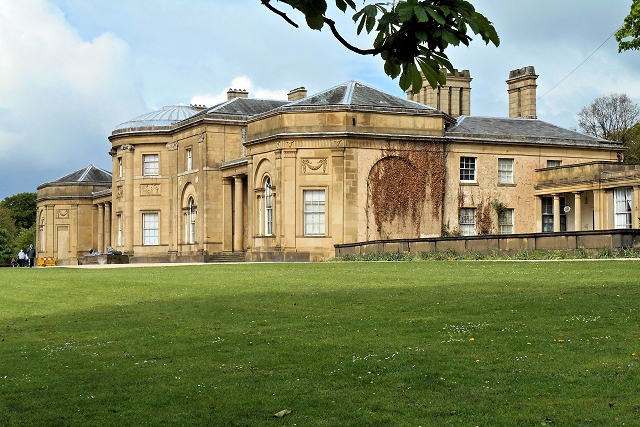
[204,98,289,116]
[282,81,437,111]
[40,165,112,187]
[446,116,613,145]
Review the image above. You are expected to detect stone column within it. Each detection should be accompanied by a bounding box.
[122,144,135,253]
[553,194,561,232]
[222,179,233,252]
[592,188,603,230]
[166,141,179,257]
[573,192,582,232]
[97,203,104,252]
[246,155,254,252]
[234,176,244,251]
[282,149,297,249]
[104,202,111,248]
[331,147,345,244]
[634,186,640,229]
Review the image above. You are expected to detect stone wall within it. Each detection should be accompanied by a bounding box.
[334,230,640,257]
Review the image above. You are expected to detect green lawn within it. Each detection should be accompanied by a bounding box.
[1,261,639,426]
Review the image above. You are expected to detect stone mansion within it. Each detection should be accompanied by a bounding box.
[36,66,640,264]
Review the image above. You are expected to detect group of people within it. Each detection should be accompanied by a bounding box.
[11,244,36,267]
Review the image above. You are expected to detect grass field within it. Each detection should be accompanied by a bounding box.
[1,261,639,426]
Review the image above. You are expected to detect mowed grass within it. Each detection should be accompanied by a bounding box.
[1,261,639,426]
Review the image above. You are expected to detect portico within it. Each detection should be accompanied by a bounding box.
[535,162,640,233]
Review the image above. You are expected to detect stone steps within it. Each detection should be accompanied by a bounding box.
[205,251,246,263]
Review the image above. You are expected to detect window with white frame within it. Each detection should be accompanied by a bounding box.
[264,178,273,236]
[303,190,325,236]
[143,154,159,176]
[142,212,159,245]
[542,197,567,232]
[116,214,122,246]
[460,157,476,182]
[189,197,196,243]
[118,157,123,178]
[542,197,554,232]
[186,148,192,171]
[547,160,562,168]
[498,158,514,184]
[498,209,514,234]
[614,187,632,229]
[459,208,476,236]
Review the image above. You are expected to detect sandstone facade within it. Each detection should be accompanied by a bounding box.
[36,69,640,264]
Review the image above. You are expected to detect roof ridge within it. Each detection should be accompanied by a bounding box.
[342,81,356,104]
[78,165,93,182]
[284,84,333,107]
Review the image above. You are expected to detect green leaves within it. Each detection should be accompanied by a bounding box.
[264,0,499,92]
[616,0,640,52]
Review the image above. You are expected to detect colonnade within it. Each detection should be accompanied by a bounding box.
[94,201,112,252]
[539,186,640,232]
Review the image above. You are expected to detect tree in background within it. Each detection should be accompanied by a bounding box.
[0,229,15,265]
[262,0,499,92]
[0,192,37,265]
[577,93,640,162]
[0,205,18,238]
[0,192,37,230]
[616,0,640,52]
[14,226,36,255]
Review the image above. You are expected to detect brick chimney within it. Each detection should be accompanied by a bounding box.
[227,89,249,100]
[506,66,538,119]
[287,87,307,101]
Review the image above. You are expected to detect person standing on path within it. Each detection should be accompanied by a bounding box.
[26,244,36,268]
[17,249,25,267]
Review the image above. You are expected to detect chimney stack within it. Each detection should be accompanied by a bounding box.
[407,69,472,117]
[506,66,538,119]
[287,87,307,101]
[227,88,249,101]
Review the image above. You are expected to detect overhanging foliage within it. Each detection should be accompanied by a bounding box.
[262,0,499,92]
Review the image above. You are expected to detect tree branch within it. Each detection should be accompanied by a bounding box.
[262,1,299,28]
[323,18,385,55]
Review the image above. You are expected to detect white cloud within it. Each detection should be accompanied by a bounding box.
[0,0,144,198]
[189,76,289,107]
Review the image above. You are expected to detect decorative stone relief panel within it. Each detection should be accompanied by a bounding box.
[302,158,328,174]
[116,186,123,200]
[57,209,69,219]
[120,144,135,152]
[140,184,161,196]
[166,142,178,151]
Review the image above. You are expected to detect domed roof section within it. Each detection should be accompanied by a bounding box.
[113,105,200,132]
[282,81,437,111]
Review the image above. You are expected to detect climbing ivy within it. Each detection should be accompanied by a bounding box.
[367,141,448,237]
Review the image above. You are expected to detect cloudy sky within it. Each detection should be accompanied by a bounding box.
[1,0,638,200]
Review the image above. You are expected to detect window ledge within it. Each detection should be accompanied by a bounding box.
[460,182,478,186]
[498,183,517,187]
[134,175,169,180]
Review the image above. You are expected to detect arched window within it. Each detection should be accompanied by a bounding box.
[264,177,273,236]
[188,197,196,244]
